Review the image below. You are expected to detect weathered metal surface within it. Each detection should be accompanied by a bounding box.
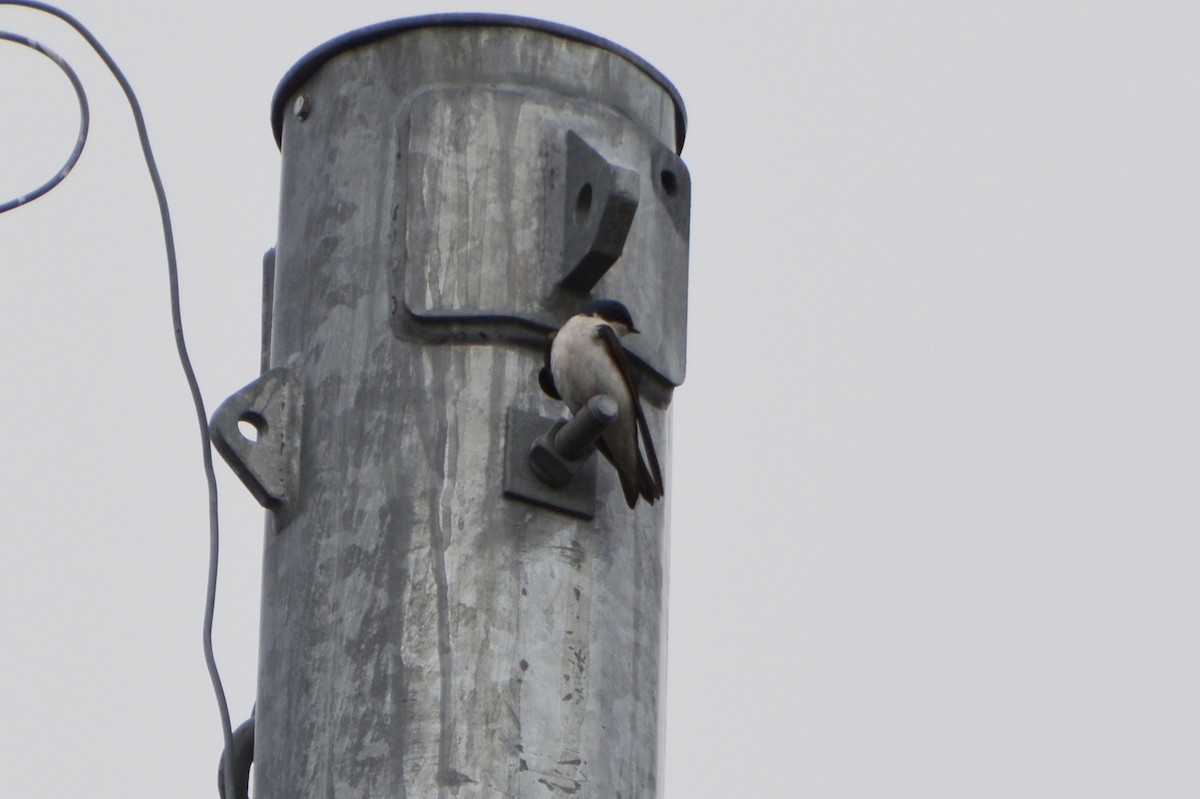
[251,16,687,799]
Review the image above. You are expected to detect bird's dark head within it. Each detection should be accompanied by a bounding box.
[581,298,639,336]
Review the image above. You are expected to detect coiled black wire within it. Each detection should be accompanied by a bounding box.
[0,30,88,213]
[0,2,238,795]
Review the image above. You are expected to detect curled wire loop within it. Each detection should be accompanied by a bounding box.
[0,30,89,214]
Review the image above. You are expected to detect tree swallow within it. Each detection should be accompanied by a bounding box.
[539,299,664,508]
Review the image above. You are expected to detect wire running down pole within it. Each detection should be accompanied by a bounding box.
[0,3,238,794]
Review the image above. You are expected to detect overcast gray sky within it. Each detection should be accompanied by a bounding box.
[2,1,1198,797]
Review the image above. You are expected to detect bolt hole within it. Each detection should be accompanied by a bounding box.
[574,183,592,225]
[660,169,679,197]
[238,411,268,443]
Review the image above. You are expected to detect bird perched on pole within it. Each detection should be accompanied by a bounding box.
[539,299,664,508]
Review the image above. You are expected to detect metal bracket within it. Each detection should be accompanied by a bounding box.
[503,396,617,519]
[385,97,686,399]
[560,131,640,293]
[210,367,304,510]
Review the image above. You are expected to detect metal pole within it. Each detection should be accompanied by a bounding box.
[212,15,689,797]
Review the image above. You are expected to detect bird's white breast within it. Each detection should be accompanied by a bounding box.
[550,315,633,415]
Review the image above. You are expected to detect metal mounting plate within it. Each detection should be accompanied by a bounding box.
[502,408,598,520]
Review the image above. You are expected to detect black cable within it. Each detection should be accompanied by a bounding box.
[0,2,238,795]
[0,30,88,213]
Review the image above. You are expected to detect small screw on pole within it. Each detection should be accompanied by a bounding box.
[293,94,311,121]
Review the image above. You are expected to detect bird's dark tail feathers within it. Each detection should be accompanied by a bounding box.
[637,455,663,507]
[597,431,664,509]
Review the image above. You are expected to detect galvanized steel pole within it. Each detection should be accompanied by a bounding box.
[212,15,689,798]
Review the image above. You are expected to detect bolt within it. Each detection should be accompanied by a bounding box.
[293,94,311,121]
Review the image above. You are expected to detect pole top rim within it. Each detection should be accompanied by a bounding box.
[270,13,688,153]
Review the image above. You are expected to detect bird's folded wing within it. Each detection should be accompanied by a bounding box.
[538,331,560,400]
[597,325,664,499]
